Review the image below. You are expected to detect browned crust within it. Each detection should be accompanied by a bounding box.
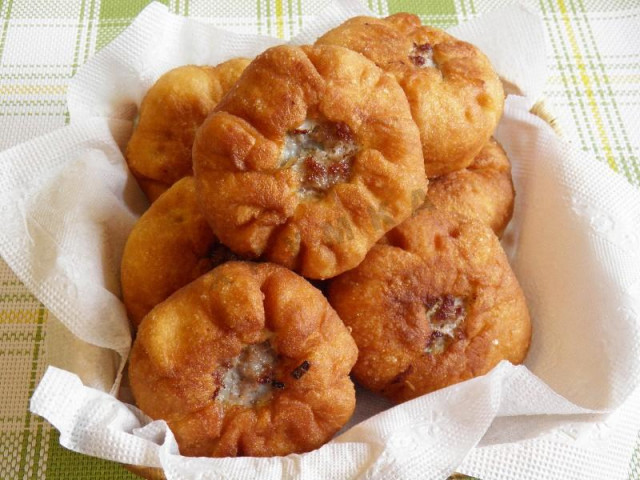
[126,58,251,201]
[120,177,225,328]
[193,44,427,279]
[316,13,504,177]
[426,138,515,236]
[129,261,358,457]
[328,208,531,403]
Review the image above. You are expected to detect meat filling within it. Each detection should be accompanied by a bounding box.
[216,340,279,407]
[282,120,357,196]
[423,294,466,355]
[409,42,435,68]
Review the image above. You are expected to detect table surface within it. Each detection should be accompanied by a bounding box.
[1,0,639,479]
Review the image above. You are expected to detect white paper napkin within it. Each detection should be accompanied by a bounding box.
[67,3,284,121]
[0,1,638,479]
[0,118,143,393]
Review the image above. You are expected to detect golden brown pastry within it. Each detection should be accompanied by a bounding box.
[193,44,427,279]
[126,58,250,201]
[328,207,531,403]
[129,261,358,457]
[120,177,239,328]
[316,13,504,177]
[426,138,515,236]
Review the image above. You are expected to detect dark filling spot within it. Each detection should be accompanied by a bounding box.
[211,370,224,400]
[415,42,433,52]
[424,294,467,355]
[409,42,434,68]
[302,156,351,193]
[283,120,358,196]
[291,360,311,379]
[409,55,426,67]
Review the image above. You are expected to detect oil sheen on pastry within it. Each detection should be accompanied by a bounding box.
[193,44,427,279]
[316,14,504,177]
[129,261,358,457]
[427,138,515,236]
[328,207,531,403]
[121,177,239,328]
[126,58,250,201]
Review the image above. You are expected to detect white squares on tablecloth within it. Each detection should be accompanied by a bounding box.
[2,22,77,66]
[11,0,84,19]
[616,103,640,160]
[581,0,640,12]
[588,10,640,58]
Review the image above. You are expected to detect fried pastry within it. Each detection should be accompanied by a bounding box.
[328,207,531,403]
[316,14,504,177]
[426,138,514,236]
[120,177,239,328]
[126,58,250,201]
[129,261,358,457]
[193,44,427,279]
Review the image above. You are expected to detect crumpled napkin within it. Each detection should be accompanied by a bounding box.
[0,0,638,478]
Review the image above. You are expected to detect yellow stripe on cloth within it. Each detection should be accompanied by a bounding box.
[0,309,43,325]
[0,85,67,95]
[558,0,617,172]
[275,0,285,38]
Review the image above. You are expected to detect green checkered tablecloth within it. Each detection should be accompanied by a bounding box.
[1,0,639,479]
